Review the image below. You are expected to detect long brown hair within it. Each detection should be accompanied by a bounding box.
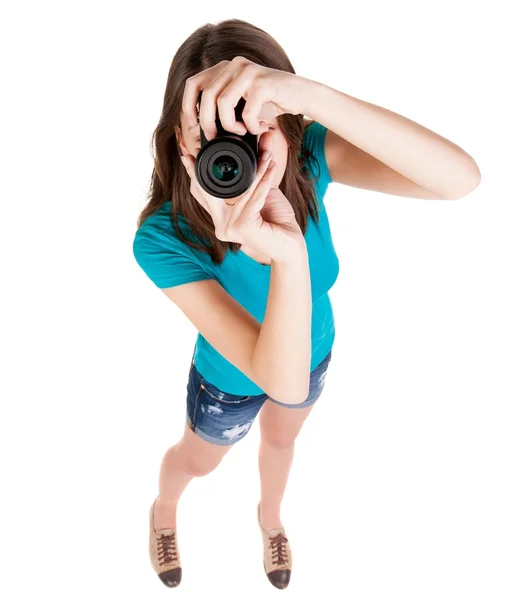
[136,18,322,266]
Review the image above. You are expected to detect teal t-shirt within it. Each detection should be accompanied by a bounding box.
[133,120,340,395]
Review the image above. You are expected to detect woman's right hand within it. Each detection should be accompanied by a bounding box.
[180,137,305,263]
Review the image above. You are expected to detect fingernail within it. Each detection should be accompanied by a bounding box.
[268,159,275,169]
[181,155,188,169]
[261,150,271,162]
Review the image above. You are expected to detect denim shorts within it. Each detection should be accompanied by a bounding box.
[185,350,332,446]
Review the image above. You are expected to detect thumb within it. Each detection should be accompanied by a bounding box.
[181,153,195,171]
[257,130,273,162]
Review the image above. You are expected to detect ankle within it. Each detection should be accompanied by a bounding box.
[259,499,280,515]
[155,496,178,512]
[154,498,178,530]
[259,502,282,528]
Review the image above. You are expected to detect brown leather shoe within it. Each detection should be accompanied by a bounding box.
[257,502,292,589]
[149,498,182,587]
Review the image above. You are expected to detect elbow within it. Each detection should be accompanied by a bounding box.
[449,178,481,199]
[251,357,311,405]
[446,161,482,200]
[268,379,311,406]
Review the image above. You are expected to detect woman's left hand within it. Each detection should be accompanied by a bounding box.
[182,56,312,140]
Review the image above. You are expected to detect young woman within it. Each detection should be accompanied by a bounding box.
[133,18,481,590]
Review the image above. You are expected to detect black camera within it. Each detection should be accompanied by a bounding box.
[195,91,259,199]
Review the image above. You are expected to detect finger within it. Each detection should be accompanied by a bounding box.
[231,69,268,135]
[215,72,252,136]
[254,159,277,196]
[182,61,229,129]
[257,130,273,163]
[183,153,211,203]
[198,65,237,140]
[229,156,275,217]
[231,147,273,205]
[217,87,248,136]
[181,153,201,197]
[236,160,277,220]
[216,68,262,136]
[181,152,198,194]
[182,75,202,129]
[182,152,230,222]
[180,152,194,177]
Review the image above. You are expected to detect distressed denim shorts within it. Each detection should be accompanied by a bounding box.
[185,350,332,446]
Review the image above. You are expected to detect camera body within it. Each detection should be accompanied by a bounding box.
[195,91,259,199]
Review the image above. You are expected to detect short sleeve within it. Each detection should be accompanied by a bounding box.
[301,120,332,194]
[133,225,214,289]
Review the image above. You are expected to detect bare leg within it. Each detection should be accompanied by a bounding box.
[258,439,295,529]
[258,401,315,531]
[153,422,234,530]
[153,444,193,530]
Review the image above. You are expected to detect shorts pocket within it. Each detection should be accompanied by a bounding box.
[199,378,251,404]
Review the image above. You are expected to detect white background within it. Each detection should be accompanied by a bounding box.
[1,1,506,598]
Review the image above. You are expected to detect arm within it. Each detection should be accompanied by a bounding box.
[251,241,312,404]
[301,79,481,199]
[157,241,312,404]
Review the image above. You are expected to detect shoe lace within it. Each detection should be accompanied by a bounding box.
[157,532,177,566]
[269,533,289,566]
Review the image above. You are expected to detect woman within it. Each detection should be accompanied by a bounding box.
[133,19,480,590]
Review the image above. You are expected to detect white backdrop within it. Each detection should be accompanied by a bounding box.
[1,1,506,599]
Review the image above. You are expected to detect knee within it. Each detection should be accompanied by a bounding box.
[176,440,225,477]
[182,454,223,477]
[183,460,221,477]
[260,430,296,450]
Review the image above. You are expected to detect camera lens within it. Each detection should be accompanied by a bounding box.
[212,154,239,182]
[195,124,257,198]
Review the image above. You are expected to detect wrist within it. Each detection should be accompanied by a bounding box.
[272,239,308,267]
[299,78,342,123]
[297,77,328,118]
